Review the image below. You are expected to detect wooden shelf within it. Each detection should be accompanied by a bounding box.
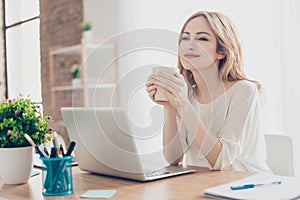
[52,83,116,91]
[50,43,114,55]
[49,38,120,120]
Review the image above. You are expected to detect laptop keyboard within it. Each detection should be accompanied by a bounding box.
[144,169,170,177]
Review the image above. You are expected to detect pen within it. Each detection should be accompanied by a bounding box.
[65,141,76,156]
[230,181,282,190]
[24,134,48,158]
[44,146,50,156]
[59,144,65,157]
[50,147,58,158]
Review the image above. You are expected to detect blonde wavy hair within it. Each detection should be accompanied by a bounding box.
[178,11,261,91]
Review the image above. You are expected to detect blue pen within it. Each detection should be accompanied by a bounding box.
[230,181,282,190]
[44,146,50,156]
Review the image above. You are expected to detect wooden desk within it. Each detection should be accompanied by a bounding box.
[0,166,249,200]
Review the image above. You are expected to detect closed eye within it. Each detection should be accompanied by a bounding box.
[198,37,208,41]
[182,36,190,41]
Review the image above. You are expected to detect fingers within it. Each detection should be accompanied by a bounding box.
[146,74,155,84]
[146,72,187,105]
[148,86,172,106]
[145,75,171,107]
[174,73,185,80]
[158,86,180,111]
[158,72,184,86]
[146,84,156,93]
[146,73,177,95]
[148,90,156,101]
[157,87,171,102]
[147,72,183,90]
[146,74,156,91]
[146,75,157,102]
[152,74,180,94]
[145,81,156,101]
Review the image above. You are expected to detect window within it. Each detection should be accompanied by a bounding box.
[3,0,41,101]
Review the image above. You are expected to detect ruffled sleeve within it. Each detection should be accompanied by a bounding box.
[211,83,265,170]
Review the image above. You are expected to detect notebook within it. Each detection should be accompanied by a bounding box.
[61,107,195,181]
[203,172,300,200]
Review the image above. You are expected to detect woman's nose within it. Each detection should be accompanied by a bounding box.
[188,46,194,50]
[180,39,198,51]
[187,40,197,50]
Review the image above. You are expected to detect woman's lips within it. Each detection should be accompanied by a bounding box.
[184,53,200,58]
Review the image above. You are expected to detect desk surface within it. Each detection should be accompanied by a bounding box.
[1,166,249,200]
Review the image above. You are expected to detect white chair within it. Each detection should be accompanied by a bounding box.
[264,134,294,176]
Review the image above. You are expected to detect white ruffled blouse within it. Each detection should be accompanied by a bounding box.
[177,80,272,173]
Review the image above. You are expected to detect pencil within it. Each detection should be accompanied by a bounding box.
[24,134,48,158]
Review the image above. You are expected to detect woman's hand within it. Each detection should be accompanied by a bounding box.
[145,74,170,107]
[149,72,190,116]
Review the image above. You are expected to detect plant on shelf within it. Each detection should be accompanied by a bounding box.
[70,64,80,79]
[80,21,92,31]
[70,64,82,86]
[80,22,92,42]
[0,94,52,148]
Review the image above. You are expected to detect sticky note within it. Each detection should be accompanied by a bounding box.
[80,190,116,199]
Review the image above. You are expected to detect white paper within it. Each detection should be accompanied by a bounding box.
[203,173,300,200]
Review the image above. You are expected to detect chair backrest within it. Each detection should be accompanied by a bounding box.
[264,134,294,176]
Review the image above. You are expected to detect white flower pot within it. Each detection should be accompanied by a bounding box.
[82,30,93,43]
[72,78,82,87]
[0,146,33,184]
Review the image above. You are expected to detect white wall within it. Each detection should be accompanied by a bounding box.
[83,0,119,39]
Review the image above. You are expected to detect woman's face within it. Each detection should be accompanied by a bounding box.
[179,16,223,72]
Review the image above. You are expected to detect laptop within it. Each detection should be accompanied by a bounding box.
[61,107,195,181]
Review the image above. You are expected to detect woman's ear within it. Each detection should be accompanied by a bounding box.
[217,51,226,60]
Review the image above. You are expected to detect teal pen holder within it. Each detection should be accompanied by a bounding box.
[40,156,74,196]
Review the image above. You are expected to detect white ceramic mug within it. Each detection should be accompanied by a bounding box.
[152,66,179,101]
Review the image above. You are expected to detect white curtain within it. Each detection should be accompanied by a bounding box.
[247,0,300,176]
[278,0,300,176]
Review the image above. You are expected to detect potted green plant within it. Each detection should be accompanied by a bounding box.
[80,21,92,31]
[0,94,52,184]
[70,64,81,87]
[80,21,92,42]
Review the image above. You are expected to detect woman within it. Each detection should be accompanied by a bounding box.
[146,11,271,172]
